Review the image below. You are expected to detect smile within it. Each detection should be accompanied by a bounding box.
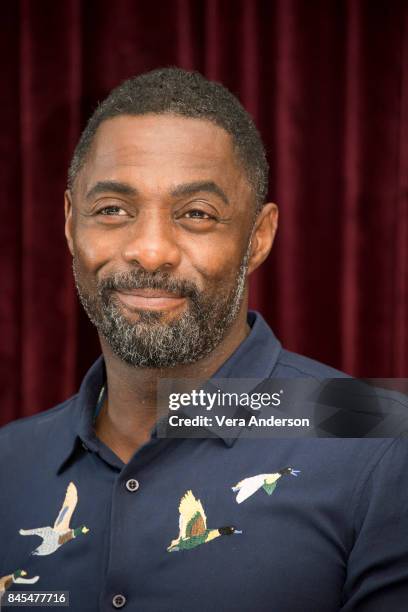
[114,289,187,312]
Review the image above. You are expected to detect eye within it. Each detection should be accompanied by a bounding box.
[97,206,127,216]
[183,209,215,220]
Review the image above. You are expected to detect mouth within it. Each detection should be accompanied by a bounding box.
[114,289,187,312]
[290,470,301,477]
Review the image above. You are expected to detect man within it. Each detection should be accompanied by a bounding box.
[1,68,407,611]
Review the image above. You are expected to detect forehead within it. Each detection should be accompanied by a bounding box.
[78,114,248,196]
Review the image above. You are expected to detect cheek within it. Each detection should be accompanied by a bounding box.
[73,227,117,271]
[189,210,253,283]
[185,238,245,285]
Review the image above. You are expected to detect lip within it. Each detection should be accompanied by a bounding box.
[114,289,186,311]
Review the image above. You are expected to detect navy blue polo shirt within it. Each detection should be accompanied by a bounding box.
[1,311,408,611]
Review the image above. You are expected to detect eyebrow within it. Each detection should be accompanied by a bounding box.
[85,180,138,201]
[85,179,229,205]
[170,181,230,205]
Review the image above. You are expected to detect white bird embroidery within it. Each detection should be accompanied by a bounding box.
[232,467,300,504]
[0,570,39,602]
[19,482,89,556]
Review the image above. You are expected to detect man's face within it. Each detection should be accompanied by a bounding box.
[65,114,266,368]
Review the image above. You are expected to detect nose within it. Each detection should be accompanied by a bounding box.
[121,209,182,272]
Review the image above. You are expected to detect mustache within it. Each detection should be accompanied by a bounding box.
[97,269,200,299]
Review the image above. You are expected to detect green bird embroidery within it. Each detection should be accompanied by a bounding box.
[0,570,39,602]
[232,467,301,503]
[167,490,242,552]
[19,482,89,556]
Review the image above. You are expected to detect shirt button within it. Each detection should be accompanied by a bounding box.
[125,479,139,492]
[112,594,126,608]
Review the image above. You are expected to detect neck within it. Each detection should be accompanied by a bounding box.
[94,307,251,463]
[206,529,221,542]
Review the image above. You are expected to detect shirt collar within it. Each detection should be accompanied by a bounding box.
[213,310,281,379]
[55,310,282,472]
[54,355,107,474]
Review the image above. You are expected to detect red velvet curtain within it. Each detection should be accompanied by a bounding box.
[1,0,407,426]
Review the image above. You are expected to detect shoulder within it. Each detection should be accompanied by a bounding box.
[0,395,78,448]
[274,348,349,379]
[0,395,80,483]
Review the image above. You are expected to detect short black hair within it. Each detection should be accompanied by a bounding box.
[68,67,269,209]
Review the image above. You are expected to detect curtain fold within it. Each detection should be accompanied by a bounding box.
[394,6,408,376]
[1,0,407,425]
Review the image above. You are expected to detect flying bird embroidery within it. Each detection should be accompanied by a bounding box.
[0,570,39,602]
[19,482,89,556]
[167,490,242,552]
[232,467,301,503]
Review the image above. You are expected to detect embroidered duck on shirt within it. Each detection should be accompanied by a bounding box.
[19,482,89,556]
[167,490,242,552]
[232,467,301,504]
[0,570,39,602]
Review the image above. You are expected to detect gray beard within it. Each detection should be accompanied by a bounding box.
[73,244,251,368]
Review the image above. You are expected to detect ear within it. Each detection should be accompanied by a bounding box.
[64,190,74,256]
[247,203,278,275]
